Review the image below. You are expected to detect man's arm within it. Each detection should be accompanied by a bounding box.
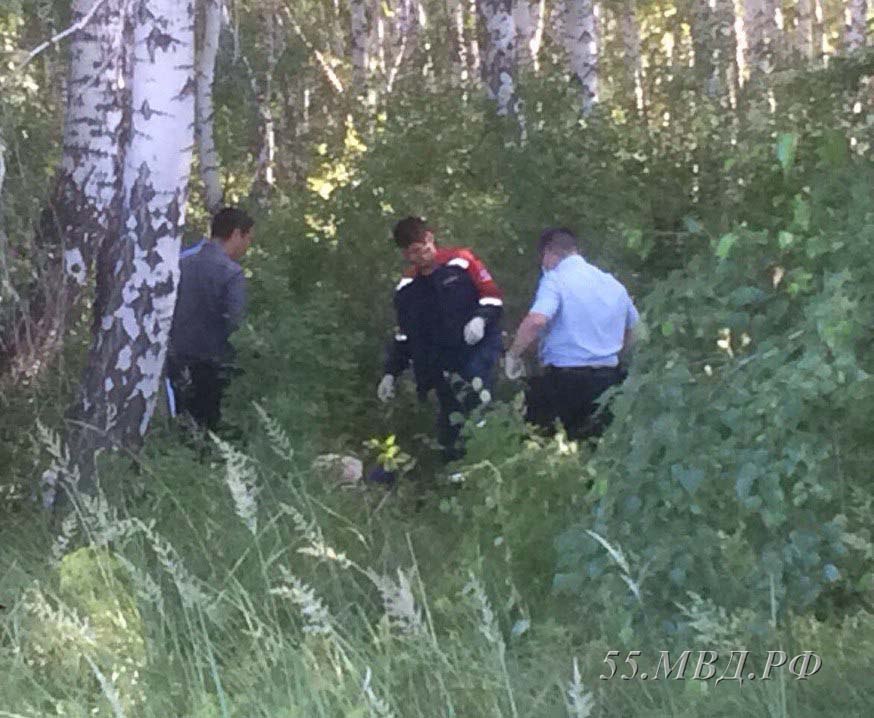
[508,312,550,357]
[225,269,247,333]
[458,249,504,326]
[384,330,411,377]
[618,293,640,367]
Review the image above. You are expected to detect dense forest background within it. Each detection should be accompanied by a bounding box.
[1,1,874,715]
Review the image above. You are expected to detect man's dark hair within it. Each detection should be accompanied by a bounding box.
[392,216,431,248]
[538,227,580,258]
[211,207,255,240]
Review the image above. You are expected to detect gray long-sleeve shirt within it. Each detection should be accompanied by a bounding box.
[170,241,246,364]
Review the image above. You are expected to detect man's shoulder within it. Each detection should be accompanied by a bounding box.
[437,246,488,271]
[394,267,417,293]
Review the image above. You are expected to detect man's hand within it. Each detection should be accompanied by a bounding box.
[464,316,486,345]
[504,353,525,380]
[377,374,396,403]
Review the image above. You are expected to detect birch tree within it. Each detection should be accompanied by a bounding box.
[197,0,224,213]
[62,0,196,497]
[565,0,599,115]
[350,0,370,91]
[468,0,482,78]
[514,0,546,70]
[844,0,868,51]
[447,0,469,83]
[619,0,644,115]
[742,0,777,82]
[691,0,739,102]
[477,0,519,117]
[0,126,13,306]
[9,0,128,382]
[795,0,814,60]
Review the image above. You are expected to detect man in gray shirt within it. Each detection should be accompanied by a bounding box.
[167,207,255,431]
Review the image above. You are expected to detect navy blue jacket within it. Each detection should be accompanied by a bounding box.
[384,247,503,394]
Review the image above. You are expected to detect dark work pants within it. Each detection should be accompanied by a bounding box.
[433,333,502,461]
[525,365,627,440]
[166,358,227,432]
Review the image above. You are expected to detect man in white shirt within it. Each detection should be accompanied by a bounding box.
[504,227,639,439]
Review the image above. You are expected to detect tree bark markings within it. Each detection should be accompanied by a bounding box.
[60,0,196,499]
[197,0,223,213]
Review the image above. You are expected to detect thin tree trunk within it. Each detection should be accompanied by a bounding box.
[332,0,345,57]
[197,0,223,213]
[796,0,814,60]
[3,0,128,383]
[620,0,645,115]
[513,0,536,69]
[529,0,546,70]
[256,9,279,196]
[468,0,482,78]
[743,0,777,82]
[350,0,370,92]
[65,0,196,498]
[418,1,436,83]
[373,2,387,80]
[565,0,599,115]
[845,0,868,52]
[448,0,469,83]
[385,0,417,94]
[478,0,519,117]
[715,0,740,107]
[812,0,825,64]
[691,0,716,94]
[0,128,14,306]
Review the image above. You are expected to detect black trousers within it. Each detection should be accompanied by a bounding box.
[166,357,228,432]
[525,365,627,440]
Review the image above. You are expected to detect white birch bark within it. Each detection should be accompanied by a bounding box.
[385,0,416,94]
[845,0,868,51]
[743,0,777,81]
[620,0,644,113]
[350,0,370,92]
[478,0,519,117]
[7,0,128,383]
[795,0,814,60]
[57,0,128,290]
[71,0,196,477]
[565,0,599,115]
[197,0,223,213]
[513,0,535,67]
[529,0,546,69]
[373,2,387,79]
[256,9,280,194]
[812,0,825,63]
[468,0,482,77]
[0,127,13,305]
[447,0,469,83]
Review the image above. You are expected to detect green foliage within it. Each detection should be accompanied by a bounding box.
[3,5,874,716]
[554,159,874,628]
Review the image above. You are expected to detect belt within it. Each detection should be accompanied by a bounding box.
[547,365,620,374]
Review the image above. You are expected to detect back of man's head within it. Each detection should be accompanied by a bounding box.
[212,207,255,241]
[538,227,580,258]
[392,216,431,248]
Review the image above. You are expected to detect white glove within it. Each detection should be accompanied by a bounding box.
[463,316,486,345]
[377,374,396,403]
[504,353,525,380]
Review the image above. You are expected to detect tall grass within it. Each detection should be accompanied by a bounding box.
[2,415,872,717]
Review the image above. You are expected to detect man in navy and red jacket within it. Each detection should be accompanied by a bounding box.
[377,216,504,460]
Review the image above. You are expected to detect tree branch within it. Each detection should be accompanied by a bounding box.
[15,0,110,73]
[282,2,344,94]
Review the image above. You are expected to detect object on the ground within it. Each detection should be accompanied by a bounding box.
[364,465,396,485]
[312,454,364,484]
